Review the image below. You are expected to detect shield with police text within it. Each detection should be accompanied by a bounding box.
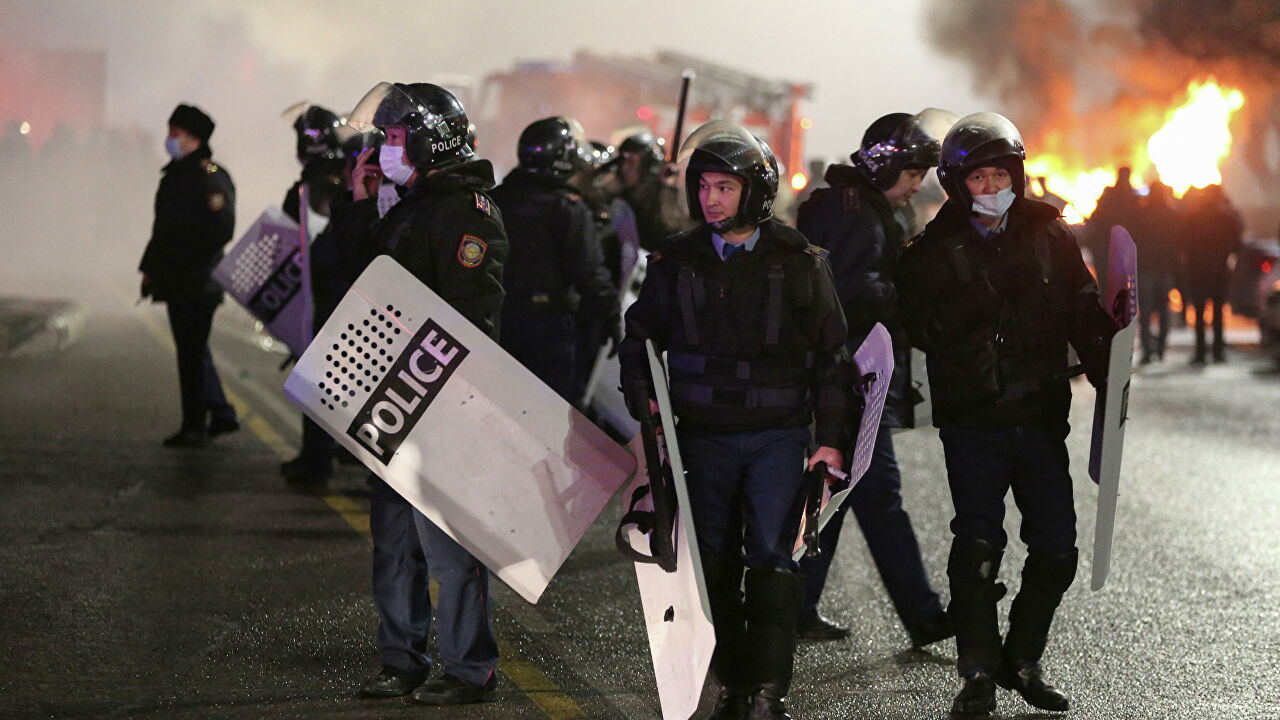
[625,340,714,720]
[283,256,636,604]
[212,207,311,356]
[1088,225,1139,591]
[792,323,894,560]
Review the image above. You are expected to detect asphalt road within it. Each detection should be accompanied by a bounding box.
[1,298,1277,720]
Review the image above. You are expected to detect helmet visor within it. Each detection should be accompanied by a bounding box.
[678,120,767,177]
[346,82,425,138]
[893,108,960,167]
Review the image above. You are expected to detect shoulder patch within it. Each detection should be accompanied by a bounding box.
[646,250,666,263]
[456,234,488,268]
[804,245,830,260]
[207,192,226,212]
[473,192,492,216]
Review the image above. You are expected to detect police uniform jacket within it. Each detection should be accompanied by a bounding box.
[896,197,1115,430]
[138,146,234,303]
[619,219,853,449]
[490,169,618,324]
[797,164,914,427]
[372,160,508,340]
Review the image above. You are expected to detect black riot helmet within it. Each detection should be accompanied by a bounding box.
[679,120,779,232]
[517,116,589,179]
[854,108,959,191]
[618,130,666,172]
[291,105,344,164]
[347,82,475,171]
[937,112,1027,205]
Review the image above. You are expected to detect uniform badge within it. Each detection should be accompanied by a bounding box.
[474,192,491,216]
[208,192,226,212]
[456,234,488,268]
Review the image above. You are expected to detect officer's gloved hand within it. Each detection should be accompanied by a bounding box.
[986,251,1043,300]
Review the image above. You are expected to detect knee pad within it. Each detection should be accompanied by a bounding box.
[1022,548,1078,596]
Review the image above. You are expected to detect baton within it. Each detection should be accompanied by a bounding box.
[668,70,695,162]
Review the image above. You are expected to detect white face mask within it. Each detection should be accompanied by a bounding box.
[376,183,401,218]
[164,137,187,159]
[971,186,1016,218]
[379,145,416,186]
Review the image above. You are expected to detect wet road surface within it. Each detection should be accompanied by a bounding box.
[2,299,1277,720]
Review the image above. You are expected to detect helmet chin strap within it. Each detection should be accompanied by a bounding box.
[707,214,747,233]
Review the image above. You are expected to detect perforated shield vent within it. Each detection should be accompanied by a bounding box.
[317,305,406,412]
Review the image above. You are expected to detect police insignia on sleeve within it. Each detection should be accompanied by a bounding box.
[457,234,487,268]
[208,192,226,212]
[474,192,492,216]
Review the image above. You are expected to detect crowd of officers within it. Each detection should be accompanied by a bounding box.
[139,82,1137,719]
[1088,167,1246,365]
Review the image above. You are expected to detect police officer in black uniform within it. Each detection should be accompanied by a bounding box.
[794,110,957,646]
[279,105,349,484]
[344,82,507,706]
[621,121,852,720]
[491,116,619,403]
[139,104,239,448]
[896,113,1116,716]
[615,130,682,251]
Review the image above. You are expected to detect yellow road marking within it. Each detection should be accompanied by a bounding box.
[129,300,585,719]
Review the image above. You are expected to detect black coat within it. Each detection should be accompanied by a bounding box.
[372,160,508,340]
[896,198,1115,430]
[490,169,618,325]
[619,219,853,449]
[797,165,915,427]
[138,147,235,303]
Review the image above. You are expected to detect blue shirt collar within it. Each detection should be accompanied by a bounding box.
[712,228,761,259]
[969,213,1008,240]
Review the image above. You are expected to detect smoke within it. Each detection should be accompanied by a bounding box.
[924,0,1280,202]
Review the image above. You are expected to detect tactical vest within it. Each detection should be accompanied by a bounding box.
[661,241,821,414]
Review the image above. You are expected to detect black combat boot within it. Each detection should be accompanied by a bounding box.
[744,567,805,720]
[996,548,1077,712]
[946,538,1006,716]
[702,555,751,720]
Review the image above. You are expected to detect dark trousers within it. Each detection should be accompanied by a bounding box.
[938,425,1076,553]
[298,415,335,469]
[499,312,578,405]
[1138,272,1171,360]
[369,478,499,687]
[165,299,233,431]
[680,427,810,570]
[1188,290,1227,360]
[799,425,944,627]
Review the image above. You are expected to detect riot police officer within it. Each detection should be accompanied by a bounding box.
[280,104,349,484]
[138,103,238,448]
[344,82,507,706]
[896,113,1116,715]
[794,110,957,647]
[620,121,852,720]
[491,116,619,403]
[615,130,683,251]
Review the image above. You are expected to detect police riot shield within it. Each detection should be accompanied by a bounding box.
[283,256,635,604]
[211,206,311,357]
[1088,226,1139,591]
[793,323,894,560]
[619,340,714,720]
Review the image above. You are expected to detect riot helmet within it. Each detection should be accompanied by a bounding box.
[290,104,344,164]
[517,116,589,179]
[586,140,617,170]
[679,120,778,232]
[937,112,1027,206]
[854,108,959,191]
[618,130,666,172]
[347,82,474,171]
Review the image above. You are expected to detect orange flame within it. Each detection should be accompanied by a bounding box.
[1026,79,1244,224]
[1147,80,1245,196]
